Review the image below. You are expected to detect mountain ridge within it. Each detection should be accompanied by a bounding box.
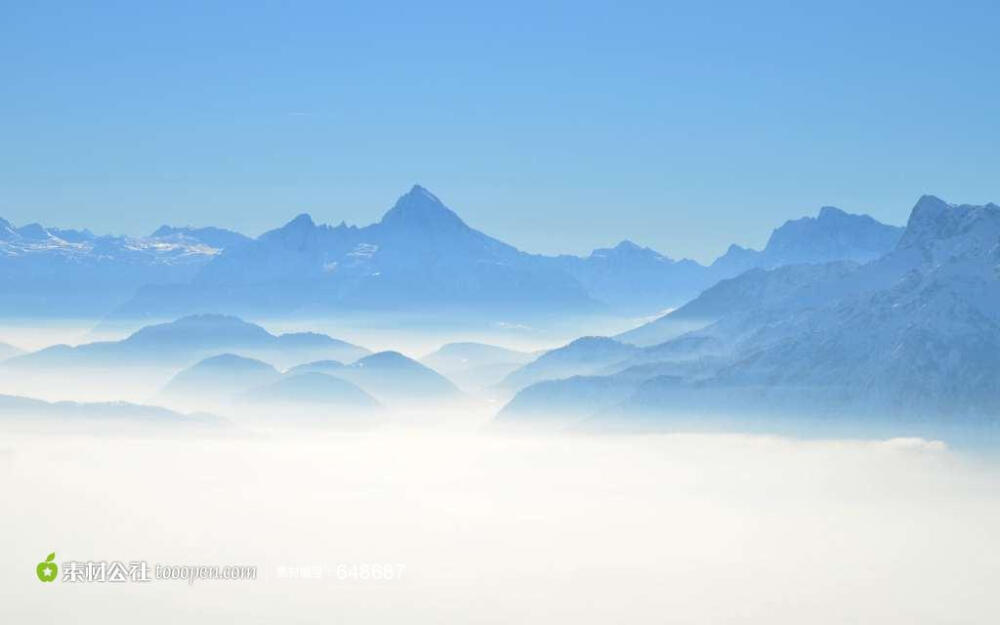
[2,186,905,321]
[105,187,903,321]
[501,194,1000,429]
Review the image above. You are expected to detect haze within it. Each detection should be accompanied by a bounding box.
[3,428,997,624]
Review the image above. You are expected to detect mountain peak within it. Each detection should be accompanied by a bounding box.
[263,213,317,246]
[149,224,251,249]
[17,223,51,240]
[379,185,467,231]
[903,195,951,236]
[125,314,272,346]
[614,239,642,251]
[818,206,847,219]
[605,239,670,260]
[194,353,277,372]
[759,206,902,267]
[906,195,951,225]
[906,194,946,219]
[899,195,1000,254]
[353,350,419,369]
[285,213,316,229]
[915,194,949,210]
[709,243,761,271]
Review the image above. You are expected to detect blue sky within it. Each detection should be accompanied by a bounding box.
[2,0,998,262]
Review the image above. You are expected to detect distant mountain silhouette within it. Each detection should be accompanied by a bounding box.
[324,351,461,404]
[547,241,707,315]
[500,337,640,390]
[7,314,369,370]
[0,393,220,429]
[286,359,346,375]
[421,342,536,390]
[241,372,381,413]
[160,353,281,408]
[709,206,902,275]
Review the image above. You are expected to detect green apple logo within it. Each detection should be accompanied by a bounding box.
[36,552,58,583]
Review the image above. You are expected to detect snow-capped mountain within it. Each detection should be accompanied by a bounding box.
[686,196,1000,416]
[619,206,909,346]
[617,261,861,346]
[502,195,1000,429]
[149,225,252,250]
[0,217,248,316]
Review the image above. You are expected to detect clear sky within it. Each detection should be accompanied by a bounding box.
[2,1,998,263]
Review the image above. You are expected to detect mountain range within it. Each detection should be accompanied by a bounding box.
[0,217,248,316]
[155,347,464,419]
[498,195,1000,436]
[290,351,461,405]
[0,393,220,432]
[707,206,902,275]
[240,372,382,418]
[3,313,465,415]
[1,185,903,322]
[1,192,993,434]
[7,313,369,369]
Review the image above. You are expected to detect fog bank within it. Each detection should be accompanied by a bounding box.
[2,429,997,623]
